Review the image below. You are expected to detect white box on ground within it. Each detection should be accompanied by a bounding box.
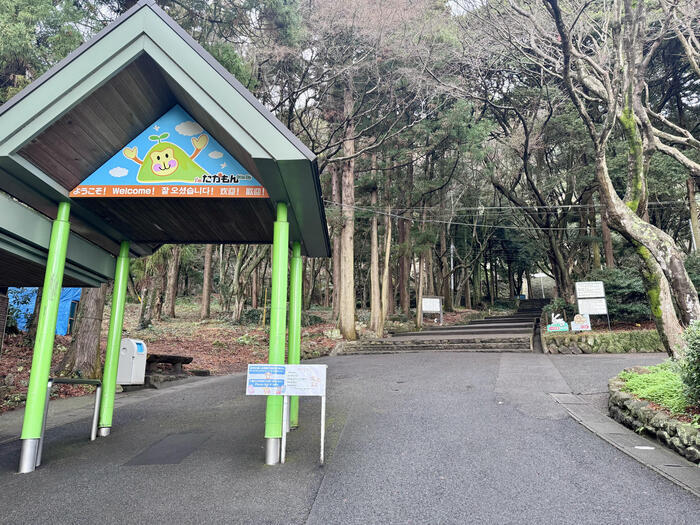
[117,338,147,385]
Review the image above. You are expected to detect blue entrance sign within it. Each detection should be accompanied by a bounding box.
[247,364,286,395]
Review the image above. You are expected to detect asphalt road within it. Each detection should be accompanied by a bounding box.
[0,352,698,524]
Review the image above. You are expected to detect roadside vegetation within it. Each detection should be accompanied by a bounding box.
[617,322,700,427]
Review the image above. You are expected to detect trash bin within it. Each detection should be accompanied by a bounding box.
[117,338,147,385]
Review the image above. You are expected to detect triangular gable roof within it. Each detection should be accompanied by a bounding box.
[0,0,329,257]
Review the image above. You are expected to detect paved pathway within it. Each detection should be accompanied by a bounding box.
[0,352,698,524]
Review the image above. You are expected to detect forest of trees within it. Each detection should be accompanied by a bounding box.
[2,0,699,368]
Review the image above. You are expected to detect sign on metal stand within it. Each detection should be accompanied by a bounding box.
[421,296,443,325]
[575,281,610,330]
[246,364,327,465]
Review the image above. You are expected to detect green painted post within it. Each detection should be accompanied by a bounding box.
[18,202,71,473]
[288,241,303,428]
[98,241,130,436]
[265,203,289,464]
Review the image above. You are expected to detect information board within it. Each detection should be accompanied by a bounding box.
[246,364,286,395]
[422,296,442,313]
[577,298,608,315]
[575,281,605,299]
[285,365,327,396]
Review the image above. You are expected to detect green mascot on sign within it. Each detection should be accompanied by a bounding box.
[122,132,209,183]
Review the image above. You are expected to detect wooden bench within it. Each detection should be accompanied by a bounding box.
[146,353,193,375]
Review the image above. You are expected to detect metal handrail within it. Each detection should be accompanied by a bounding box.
[35,377,102,468]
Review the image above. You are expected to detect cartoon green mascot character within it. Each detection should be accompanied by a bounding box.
[123,132,209,183]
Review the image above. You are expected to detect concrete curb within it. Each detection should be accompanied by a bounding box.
[552,393,700,498]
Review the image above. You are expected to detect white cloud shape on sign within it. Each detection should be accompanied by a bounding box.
[175,121,203,136]
[208,150,223,159]
[109,167,129,178]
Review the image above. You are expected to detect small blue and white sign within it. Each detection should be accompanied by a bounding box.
[247,364,286,395]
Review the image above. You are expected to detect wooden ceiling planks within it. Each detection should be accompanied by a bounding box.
[0,251,86,287]
[75,198,275,244]
[17,55,175,191]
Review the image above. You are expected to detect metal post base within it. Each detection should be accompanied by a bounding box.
[18,439,40,474]
[265,438,280,465]
[97,427,111,437]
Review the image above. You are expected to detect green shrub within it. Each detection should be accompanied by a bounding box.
[619,361,689,414]
[301,312,324,327]
[681,320,700,405]
[492,299,518,311]
[584,268,650,323]
[239,308,263,325]
[543,298,575,322]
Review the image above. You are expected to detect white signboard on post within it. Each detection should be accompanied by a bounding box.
[575,281,605,299]
[285,364,326,396]
[421,296,443,325]
[577,298,608,315]
[575,280,610,329]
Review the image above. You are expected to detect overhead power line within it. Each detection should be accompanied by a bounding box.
[323,200,691,232]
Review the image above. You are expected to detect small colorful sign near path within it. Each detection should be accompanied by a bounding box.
[546,314,569,332]
[571,313,592,331]
[70,105,268,199]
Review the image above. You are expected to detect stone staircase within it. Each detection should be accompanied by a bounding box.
[336,300,547,355]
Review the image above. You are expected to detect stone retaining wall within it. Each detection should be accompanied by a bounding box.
[608,377,700,464]
[543,329,663,354]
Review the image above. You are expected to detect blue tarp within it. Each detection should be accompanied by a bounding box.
[8,287,82,336]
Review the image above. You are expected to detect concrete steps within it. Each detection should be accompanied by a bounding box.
[338,336,533,355]
[338,300,545,355]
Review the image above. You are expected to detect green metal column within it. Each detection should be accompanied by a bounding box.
[98,241,130,436]
[18,202,71,473]
[265,203,289,465]
[288,241,303,428]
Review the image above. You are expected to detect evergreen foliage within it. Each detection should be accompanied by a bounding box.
[619,361,689,414]
[681,321,700,405]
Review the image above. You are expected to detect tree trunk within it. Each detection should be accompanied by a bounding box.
[252,265,258,309]
[398,160,413,317]
[597,151,694,357]
[331,164,341,320]
[378,207,393,338]
[369,185,381,332]
[165,245,181,318]
[416,252,424,329]
[590,205,602,270]
[200,244,213,319]
[57,284,107,377]
[338,80,356,340]
[27,287,42,342]
[398,216,410,315]
[440,225,453,312]
[688,177,700,251]
[154,273,166,322]
[507,261,515,298]
[601,210,615,268]
[473,262,482,306]
[464,272,472,309]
